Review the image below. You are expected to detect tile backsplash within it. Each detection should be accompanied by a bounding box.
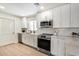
[54,28,79,36]
[36,27,79,36]
[36,28,55,34]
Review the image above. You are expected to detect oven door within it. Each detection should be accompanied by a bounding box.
[38,38,50,51]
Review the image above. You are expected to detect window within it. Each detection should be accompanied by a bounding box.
[22,17,27,28]
[28,20,37,31]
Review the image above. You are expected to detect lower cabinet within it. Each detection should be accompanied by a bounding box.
[22,33,30,45]
[22,33,37,48]
[51,36,65,56]
[51,36,79,56]
[33,35,37,48]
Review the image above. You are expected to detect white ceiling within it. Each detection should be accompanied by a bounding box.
[0,3,65,17]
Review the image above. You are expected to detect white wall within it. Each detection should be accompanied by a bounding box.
[0,11,21,46]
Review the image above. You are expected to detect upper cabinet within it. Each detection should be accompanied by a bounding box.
[36,4,79,28]
[53,4,79,28]
[71,4,79,27]
[53,4,71,28]
[36,10,53,28]
[60,4,71,28]
[53,7,61,28]
[41,10,53,21]
[36,4,71,28]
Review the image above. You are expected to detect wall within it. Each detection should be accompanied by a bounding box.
[0,11,22,46]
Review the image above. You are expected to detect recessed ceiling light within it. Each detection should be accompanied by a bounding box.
[40,6,44,10]
[0,5,5,10]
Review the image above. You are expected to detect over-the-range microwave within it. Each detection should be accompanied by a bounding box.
[40,20,53,28]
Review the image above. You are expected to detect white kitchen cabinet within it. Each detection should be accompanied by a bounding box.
[53,4,70,28]
[36,10,53,21]
[28,35,37,48]
[60,4,70,27]
[37,13,43,21]
[22,33,29,45]
[22,33,26,43]
[41,10,53,21]
[51,36,65,56]
[52,7,61,28]
[22,34,34,46]
[32,35,37,48]
[28,35,34,46]
[71,4,79,27]
[22,33,37,48]
[51,36,58,55]
[36,4,79,28]
[36,10,53,28]
[51,36,79,56]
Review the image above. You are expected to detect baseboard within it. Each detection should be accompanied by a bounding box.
[0,43,17,47]
[0,41,18,47]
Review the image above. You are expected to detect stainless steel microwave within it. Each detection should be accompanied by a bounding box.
[40,20,53,28]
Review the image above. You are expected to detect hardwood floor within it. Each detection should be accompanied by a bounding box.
[0,43,47,56]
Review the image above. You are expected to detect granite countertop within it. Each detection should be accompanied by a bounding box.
[22,32,40,36]
[21,31,79,38]
[51,35,79,38]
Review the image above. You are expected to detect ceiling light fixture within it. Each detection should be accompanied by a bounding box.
[40,6,44,10]
[34,3,45,11]
[0,5,5,10]
[34,3,40,7]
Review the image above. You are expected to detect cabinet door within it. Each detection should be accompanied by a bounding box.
[51,37,59,55]
[60,4,70,27]
[41,10,53,20]
[57,39,65,56]
[53,4,70,28]
[22,34,37,48]
[51,37,65,56]
[24,34,33,46]
[71,4,79,27]
[30,35,35,47]
[22,33,26,43]
[53,7,61,28]
[22,33,30,45]
[33,35,37,48]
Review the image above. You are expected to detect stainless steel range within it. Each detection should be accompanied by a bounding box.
[37,33,53,55]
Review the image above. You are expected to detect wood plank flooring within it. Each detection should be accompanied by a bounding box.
[0,43,47,56]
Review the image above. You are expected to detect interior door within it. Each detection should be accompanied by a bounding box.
[0,19,15,46]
